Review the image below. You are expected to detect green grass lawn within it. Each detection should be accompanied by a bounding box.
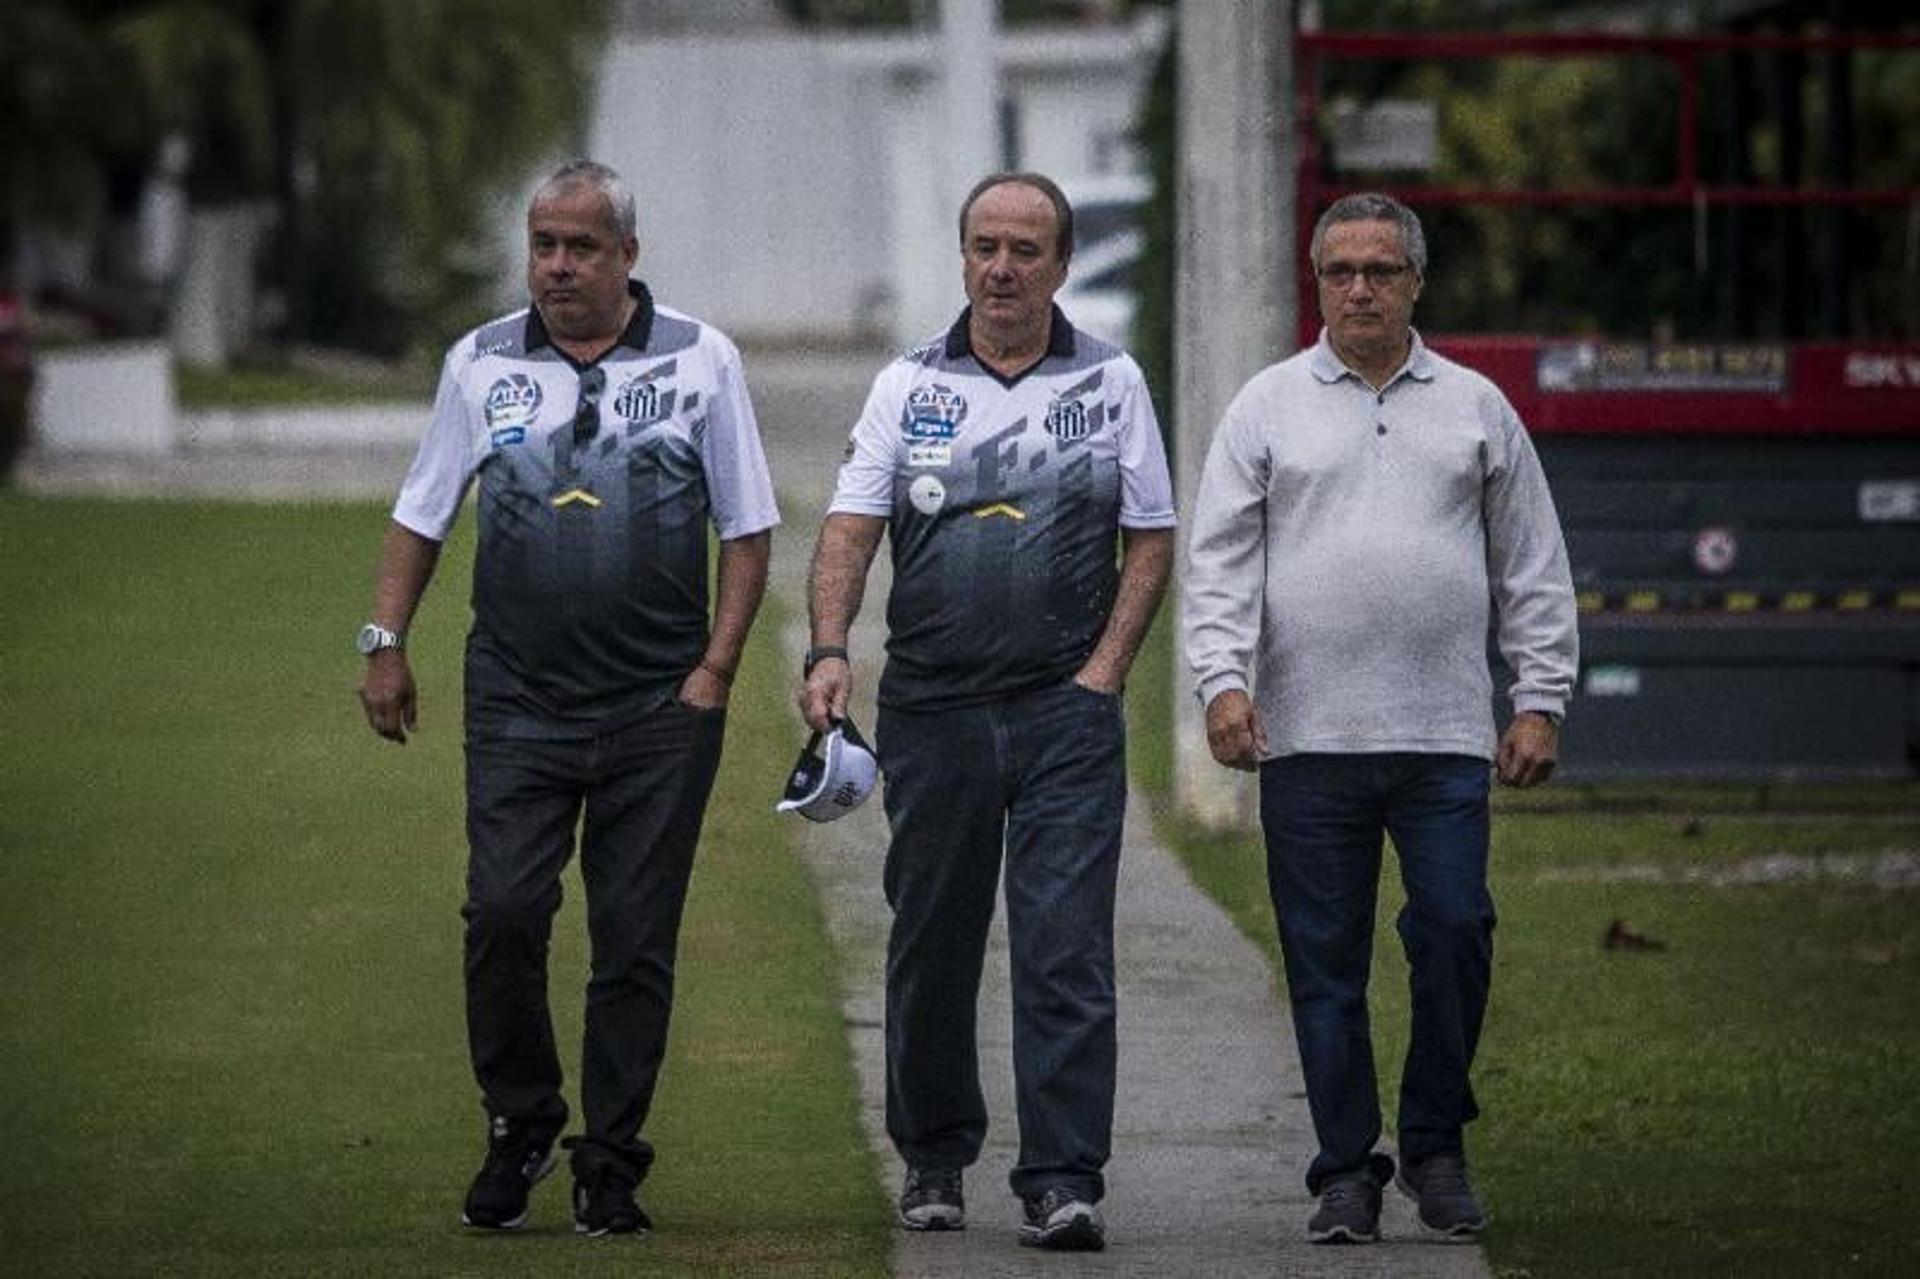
[174,356,435,409]
[1133,610,1920,1277]
[0,496,889,1276]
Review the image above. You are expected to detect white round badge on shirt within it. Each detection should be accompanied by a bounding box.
[909,474,947,516]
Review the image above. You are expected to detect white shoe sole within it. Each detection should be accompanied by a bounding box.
[899,1206,965,1231]
[1019,1204,1106,1251]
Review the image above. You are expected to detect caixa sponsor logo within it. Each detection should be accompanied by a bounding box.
[903,384,967,439]
[484,373,543,429]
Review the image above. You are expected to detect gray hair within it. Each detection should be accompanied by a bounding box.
[533,159,638,242]
[1310,192,1426,275]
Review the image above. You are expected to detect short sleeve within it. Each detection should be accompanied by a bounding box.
[392,344,480,541]
[1114,358,1176,529]
[827,365,904,518]
[700,336,781,540]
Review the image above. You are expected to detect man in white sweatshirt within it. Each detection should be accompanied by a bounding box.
[1182,193,1577,1246]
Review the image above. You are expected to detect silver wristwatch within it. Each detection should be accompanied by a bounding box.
[356,623,406,656]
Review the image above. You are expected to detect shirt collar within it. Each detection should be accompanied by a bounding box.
[944,304,1078,365]
[1308,325,1437,388]
[524,279,656,359]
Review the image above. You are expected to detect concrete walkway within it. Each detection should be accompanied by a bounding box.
[15,346,1491,1277]
[751,350,1490,1277]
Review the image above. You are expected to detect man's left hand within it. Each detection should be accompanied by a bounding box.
[1496,712,1559,788]
[1071,663,1123,696]
[677,663,731,711]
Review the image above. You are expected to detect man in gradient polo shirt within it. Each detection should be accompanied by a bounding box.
[800,172,1175,1252]
[356,159,777,1239]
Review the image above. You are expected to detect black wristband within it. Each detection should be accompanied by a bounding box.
[803,645,849,677]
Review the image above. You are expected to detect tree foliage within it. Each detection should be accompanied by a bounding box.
[1,0,609,354]
[1126,1,1920,363]
[281,0,609,353]
[0,3,148,241]
[1133,17,1177,427]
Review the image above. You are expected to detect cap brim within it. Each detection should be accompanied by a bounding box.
[774,731,829,813]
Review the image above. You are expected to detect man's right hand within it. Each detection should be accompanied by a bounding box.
[358,651,419,744]
[1204,688,1267,772]
[798,655,850,733]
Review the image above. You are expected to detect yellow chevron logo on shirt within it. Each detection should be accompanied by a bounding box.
[552,488,602,509]
[972,502,1026,521]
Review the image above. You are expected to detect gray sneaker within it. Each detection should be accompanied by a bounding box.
[1019,1186,1105,1251]
[1396,1152,1487,1239]
[898,1166,965,1231]
[1307,1170,1381,1244]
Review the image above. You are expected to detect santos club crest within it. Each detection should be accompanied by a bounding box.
[614,360,677,428]
[1044,395,1092,444]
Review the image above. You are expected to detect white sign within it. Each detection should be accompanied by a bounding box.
[1586,666,1642,697]
[1859,480,1920,522]
[1691,526,1738,575]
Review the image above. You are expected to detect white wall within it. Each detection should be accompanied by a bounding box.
[535,15,1166,347]
[33,343,175,455]
[586,35,889,344]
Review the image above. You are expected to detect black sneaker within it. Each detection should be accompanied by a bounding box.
[572,1168,652,1237]
[1307,1170,1382,1244]
[897,1166,965,1231]
[1018,1186,1106,1251]
[1396,1152,1486,1239]
[460,1116,558,1230]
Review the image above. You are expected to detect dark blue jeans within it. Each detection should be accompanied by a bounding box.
[1258,753,1494,1193]
[876,680,1127,1203]
[462,700,726,1185]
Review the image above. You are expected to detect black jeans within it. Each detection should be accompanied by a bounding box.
[462,700,726,1184]
[876,680,1127,1203]
[1258,753,1494,1193]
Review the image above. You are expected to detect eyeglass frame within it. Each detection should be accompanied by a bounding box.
[1316,260,1418,289]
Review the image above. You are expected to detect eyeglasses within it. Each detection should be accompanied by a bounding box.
[572,366,606,446]
[1317,261,1415,289]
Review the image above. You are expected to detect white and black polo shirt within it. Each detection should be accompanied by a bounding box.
[830,306,1176,712]
[394,280,780,737]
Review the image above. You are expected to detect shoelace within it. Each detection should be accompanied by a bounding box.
[1417,1157,1471,1196]
[480,1138,543,1178]
[907,1169,961,1201]
[1321,1177,1373,1208]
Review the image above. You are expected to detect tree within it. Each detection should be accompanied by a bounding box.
[2,0,609,356]
[281,0,610,354]
[0,3,148,289]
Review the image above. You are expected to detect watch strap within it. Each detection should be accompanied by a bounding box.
[803,644,849,677]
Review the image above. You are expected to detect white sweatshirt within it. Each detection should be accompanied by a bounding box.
[1182,330,1578,761]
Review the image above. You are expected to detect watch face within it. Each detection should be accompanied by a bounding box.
[357,625,392,656]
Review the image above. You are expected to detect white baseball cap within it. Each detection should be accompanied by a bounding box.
[775,717,878,822]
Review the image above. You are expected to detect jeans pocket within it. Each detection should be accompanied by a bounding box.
[1066,676,1122,704]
